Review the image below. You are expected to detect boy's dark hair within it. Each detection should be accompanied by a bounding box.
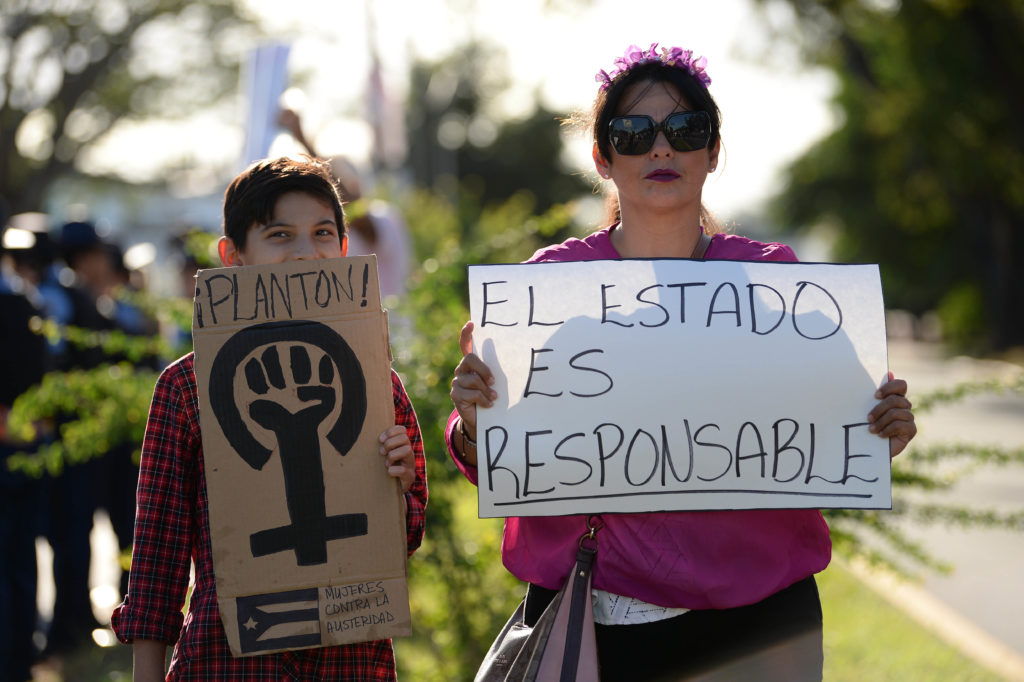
[223,155,346,250]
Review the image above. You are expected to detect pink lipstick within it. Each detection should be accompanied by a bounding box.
[645,169,680,182]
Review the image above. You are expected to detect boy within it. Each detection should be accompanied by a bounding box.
[110,156,427,680]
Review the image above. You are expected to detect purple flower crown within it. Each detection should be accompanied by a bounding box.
[595,43,712,91]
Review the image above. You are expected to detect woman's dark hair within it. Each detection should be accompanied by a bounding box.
[578,60,724,232]
[223,155,345,249]
[592,61,721,163]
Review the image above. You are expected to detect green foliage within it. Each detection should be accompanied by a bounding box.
[180,228,223,269]
[1,0,259,212]
[403,43,590,217]
[34,313,181,365]
[6,363,159,477]
[5,251,200,476]
[822,371,1024,578]
[763,0,1024,351]
[817,563,1004,681]
[935,283,989,354]
[911,372,1024,413]
[114,285,197,340]
[390,189,583,681]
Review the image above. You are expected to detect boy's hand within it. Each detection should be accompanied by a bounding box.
[380,425,415,492]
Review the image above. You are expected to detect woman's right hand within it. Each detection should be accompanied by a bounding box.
[450,321,497,440]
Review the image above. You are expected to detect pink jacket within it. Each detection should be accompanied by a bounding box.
[446,226,831,610]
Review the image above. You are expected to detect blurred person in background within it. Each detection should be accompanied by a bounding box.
[93,240,157,598]
[98,241,158,337]
[1,218,49,681]
[0,215,97,659]
[1,214,74,368]
[4,215,149,658]
[278,107,411,305]
[166,231,206,348]
[24,219,120,658]
[51,222,158,643]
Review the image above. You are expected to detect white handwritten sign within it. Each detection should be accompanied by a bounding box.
[468,259,891,518]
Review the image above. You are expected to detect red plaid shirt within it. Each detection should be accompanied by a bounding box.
[110,353,427,681]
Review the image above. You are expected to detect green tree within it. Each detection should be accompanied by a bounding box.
[389,189,580,680]
[403,43,590,224]
[762,0,1024,351]
[0,0,257,213]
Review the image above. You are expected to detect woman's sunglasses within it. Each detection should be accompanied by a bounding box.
[608,111,712,155]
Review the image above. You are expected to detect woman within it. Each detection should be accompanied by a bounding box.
[447,44,916,681]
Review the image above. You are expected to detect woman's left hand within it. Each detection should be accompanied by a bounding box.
[867,372,916,459]
[380,425,416,492]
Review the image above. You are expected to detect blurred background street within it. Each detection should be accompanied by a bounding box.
[887,339,1024,660]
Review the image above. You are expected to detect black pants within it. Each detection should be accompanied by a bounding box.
[1,455,41,682]
[525,576,823,682]
[42,460,99,654]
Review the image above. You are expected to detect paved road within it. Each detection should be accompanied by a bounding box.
[885,339,1024,659]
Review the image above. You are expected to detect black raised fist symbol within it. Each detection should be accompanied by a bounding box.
[247,344,337,437]
[208,321,369,565]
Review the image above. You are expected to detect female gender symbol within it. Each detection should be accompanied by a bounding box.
[209,320,368,565]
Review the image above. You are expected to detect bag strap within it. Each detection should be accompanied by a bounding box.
[559,544,596,681]
[691,231,712,259]
[558,516,602,681]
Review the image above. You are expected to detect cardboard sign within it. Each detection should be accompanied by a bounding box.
[193,255,410,656]
[468,259,891,518]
